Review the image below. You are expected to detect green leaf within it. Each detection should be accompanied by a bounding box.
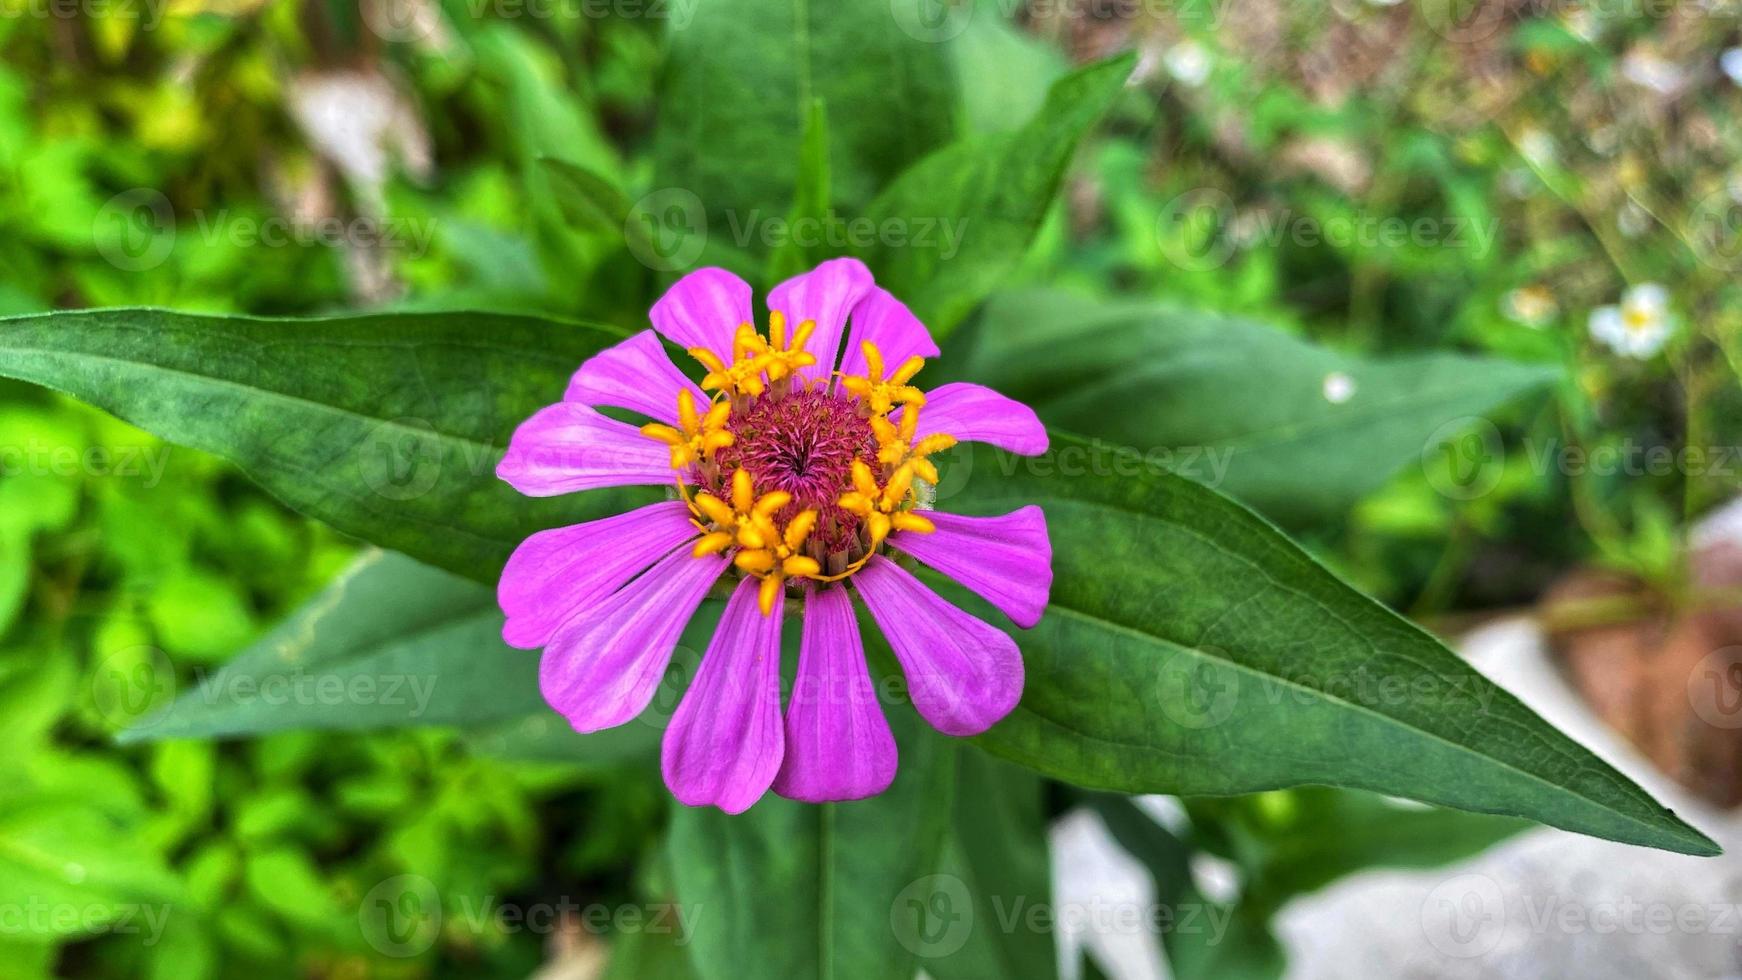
[0,802,183,939]
[956,290,1558,524]
[1087,796,1282,980]
[653,0,956,248]
[947,436,1716,855]
[950,2,1068,135]
[1204,790,1526,914]
[668,712,957,980]
[855,54,1133,338]
[539,156,634,236]
[0,307,640,581]
[923,750,1056,980]
[119,550,539,741]
[767,98,837,283]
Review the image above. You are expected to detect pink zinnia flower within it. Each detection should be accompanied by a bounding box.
[496,258,1052,813]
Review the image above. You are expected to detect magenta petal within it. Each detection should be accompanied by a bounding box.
[838,287,939,381]
[889,507,1052,629]
[662,577,785,814]
[649,267,754,356]
[853,556,1023,737]
[497,402,673,496]
[539,549,727,733]
[767,257,874,382]
[772,585,897,803]
[498,501,698,650]
[901,382,1048,456]
[564,331,705,426]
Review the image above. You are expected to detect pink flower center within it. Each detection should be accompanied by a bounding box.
[708,389,878,554]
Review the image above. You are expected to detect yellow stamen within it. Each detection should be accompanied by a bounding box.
[684,467,821,616]
[741,311,818,384]
[837,459,935,549]
[839,340,927,415]
[686,312,818,398]
[640,389,733,469]
[870,407,956,487]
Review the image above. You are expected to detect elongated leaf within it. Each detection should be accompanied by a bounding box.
[855,54,1133,337]
[924,750,1057,980]
[668,711,957,980]
[1087,796,1281,980]
[955,290,1558,524]
[540,156,634,235]
[120,551,541,741]
[943,436,1715,855]
[1192,789,1525,915]
[653,0,956,247]
[766,98,837,283]
[0,802,183,939]
[0,308,641,580]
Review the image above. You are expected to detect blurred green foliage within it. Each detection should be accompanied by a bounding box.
[1,0,1739,976]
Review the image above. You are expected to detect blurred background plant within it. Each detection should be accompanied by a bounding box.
[1,0,1739,976]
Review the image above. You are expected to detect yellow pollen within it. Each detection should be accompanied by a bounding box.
[640,389,733,469]
[1623,307,1654,332]
[870,407,956,487]
[688,313,818,398]
[838,340,927,416]
[688,468,819,615]
[754,311,820,383]
[838,459,936,549]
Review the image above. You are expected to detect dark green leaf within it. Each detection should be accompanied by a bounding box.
[946,436,1716,855]
[668,711,956,980]
[653,0,956,248]
[767,98,838,283]
[957,290,1558,524]
[923,750,1057,980]
[855,54,1133,338]
[539,156,634,236]
[0,307,642,580]
[119,551,541,741]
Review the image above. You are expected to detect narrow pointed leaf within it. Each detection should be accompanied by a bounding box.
[855,54,1134,337]
[944,436,1716,856]
[668,711,957,980]
[955,290,1558,524]
[0,307,642,581]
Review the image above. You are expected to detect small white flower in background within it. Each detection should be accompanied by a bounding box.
[1322,372,1356,404]
[1164,41,1212,88]
[1589,283,1674,358]
[1617,200,1651,238]
[1621,48,1687,96]
[1503,285,1558,328]
[1562,8,1600,43]
[1722,48,1742,87]
[1518,127,1557,168]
